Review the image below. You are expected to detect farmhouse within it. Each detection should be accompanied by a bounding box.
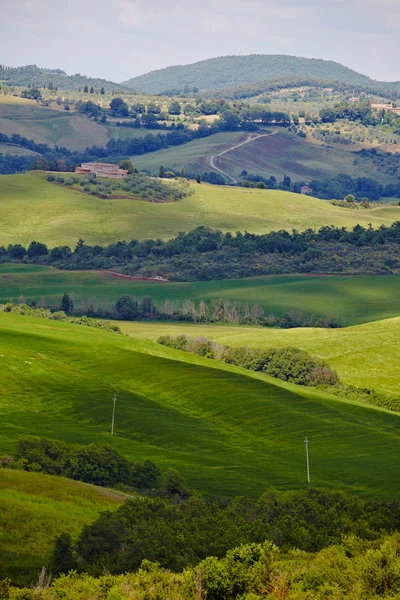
[300,185,313,195]
[76,162,128,179]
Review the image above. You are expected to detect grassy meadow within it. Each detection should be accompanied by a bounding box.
[119,317,400,397]
[1,172,400,247]
[2,312,400,501]
[2,264,400,326]
[0,469,125,584]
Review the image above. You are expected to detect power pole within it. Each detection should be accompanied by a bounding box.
[111,394,117,436]
[304,437,310,484]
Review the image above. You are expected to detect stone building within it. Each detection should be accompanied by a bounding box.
[76,162,128,179]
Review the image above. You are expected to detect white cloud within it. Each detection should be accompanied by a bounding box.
[119,1,152,27]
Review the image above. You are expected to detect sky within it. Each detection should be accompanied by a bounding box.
[1,0,399,83]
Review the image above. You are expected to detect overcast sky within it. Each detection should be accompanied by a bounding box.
[1,0,399,83]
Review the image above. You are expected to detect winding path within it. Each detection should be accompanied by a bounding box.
[209,130,278,184]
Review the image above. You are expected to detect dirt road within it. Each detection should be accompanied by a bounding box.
[209,130,278,184]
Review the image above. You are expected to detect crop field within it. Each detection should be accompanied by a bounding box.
[0,469,125,584]
[1,264,400,326]
[1,172,400,247]
[132,128,396,184]
[119,317,400,397]
[2,312,400,502]
[0,96,109,150]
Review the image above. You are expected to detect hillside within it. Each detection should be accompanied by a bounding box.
[2,266,400,327]
[0,469,124,584]
[0,63,124,92]
[3,312,400,500]
[118,317,400,398]
[122,54,400,93]
[1,172,400,246]
[133,129,400,185]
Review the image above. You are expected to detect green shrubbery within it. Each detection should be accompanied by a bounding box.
[158,336,339,387]
[5,533,400,599]
[14,436,161,491]
[2,303,121,334]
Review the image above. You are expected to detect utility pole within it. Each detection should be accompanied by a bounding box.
[111,394,117,436]
[304,437,310,484]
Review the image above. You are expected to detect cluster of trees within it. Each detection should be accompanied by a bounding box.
[3,302,121,334]
[4,223,400,279]
[6,532,400,599]
[48,169,192,201]
[50,488,400,577]
[158,336,339,387]
[14,436,164,492]
[308,172,398,201]
[320,102,400,129]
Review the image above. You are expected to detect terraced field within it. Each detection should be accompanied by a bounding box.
[1,172,400,246]
[2,312,400,503]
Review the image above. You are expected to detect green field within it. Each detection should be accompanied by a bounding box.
[3,312,400,502]
[1,171,400,247]
[0,96,110,151]
[118,317,400,397]
[2,264,400,326]
[0,469,124,584]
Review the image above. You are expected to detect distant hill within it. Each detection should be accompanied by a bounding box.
[206,76,400,100]
[122,54,400,94]
[0,64,126,92]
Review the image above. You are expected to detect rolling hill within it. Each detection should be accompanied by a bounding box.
[133,128,400,185]
[1,171,400,247]
[0,469,125,584]
[0,64,125,92]
[2,265,400,327]
[2,311,400,502]
[118,317,400,398]
[122,54,400,94]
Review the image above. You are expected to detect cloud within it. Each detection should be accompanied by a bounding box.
[119,1,153,27]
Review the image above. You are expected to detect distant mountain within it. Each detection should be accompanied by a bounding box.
[122,54,400,94]
[0,64,126,92]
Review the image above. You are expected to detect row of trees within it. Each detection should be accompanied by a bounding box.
[158,336,339,387]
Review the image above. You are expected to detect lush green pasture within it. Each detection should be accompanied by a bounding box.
[1,264,400,325]
[1,172,400,247]
[0,469,124,584]
[2,312,400,502]
[119,317,400,397]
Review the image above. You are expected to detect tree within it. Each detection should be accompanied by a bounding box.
[119,159,134,174]
[90,87,94,94]
[83,85,89,93]
[345,194,356,204]
[180,167,185,178]
[52,533,76,574]
[159,165,165,178]
[141,296,157,318]
[110,97,129,117]
[168,101,181,115]
[100,87,105,95]
[115,295,139,320]
[27,241,48,258]
[196,174,201,184]
[60,293,73,314]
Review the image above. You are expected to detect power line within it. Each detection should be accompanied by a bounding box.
[304,437,311,485]
[111,394,117,436]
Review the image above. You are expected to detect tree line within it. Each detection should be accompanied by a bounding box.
[3,224,400,282]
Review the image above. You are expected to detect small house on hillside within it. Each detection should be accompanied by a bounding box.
[300,185,313,195]
[76,162,128,179]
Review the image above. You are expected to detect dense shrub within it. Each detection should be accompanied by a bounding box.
[158,336,339,387]
[15,436,160,491]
